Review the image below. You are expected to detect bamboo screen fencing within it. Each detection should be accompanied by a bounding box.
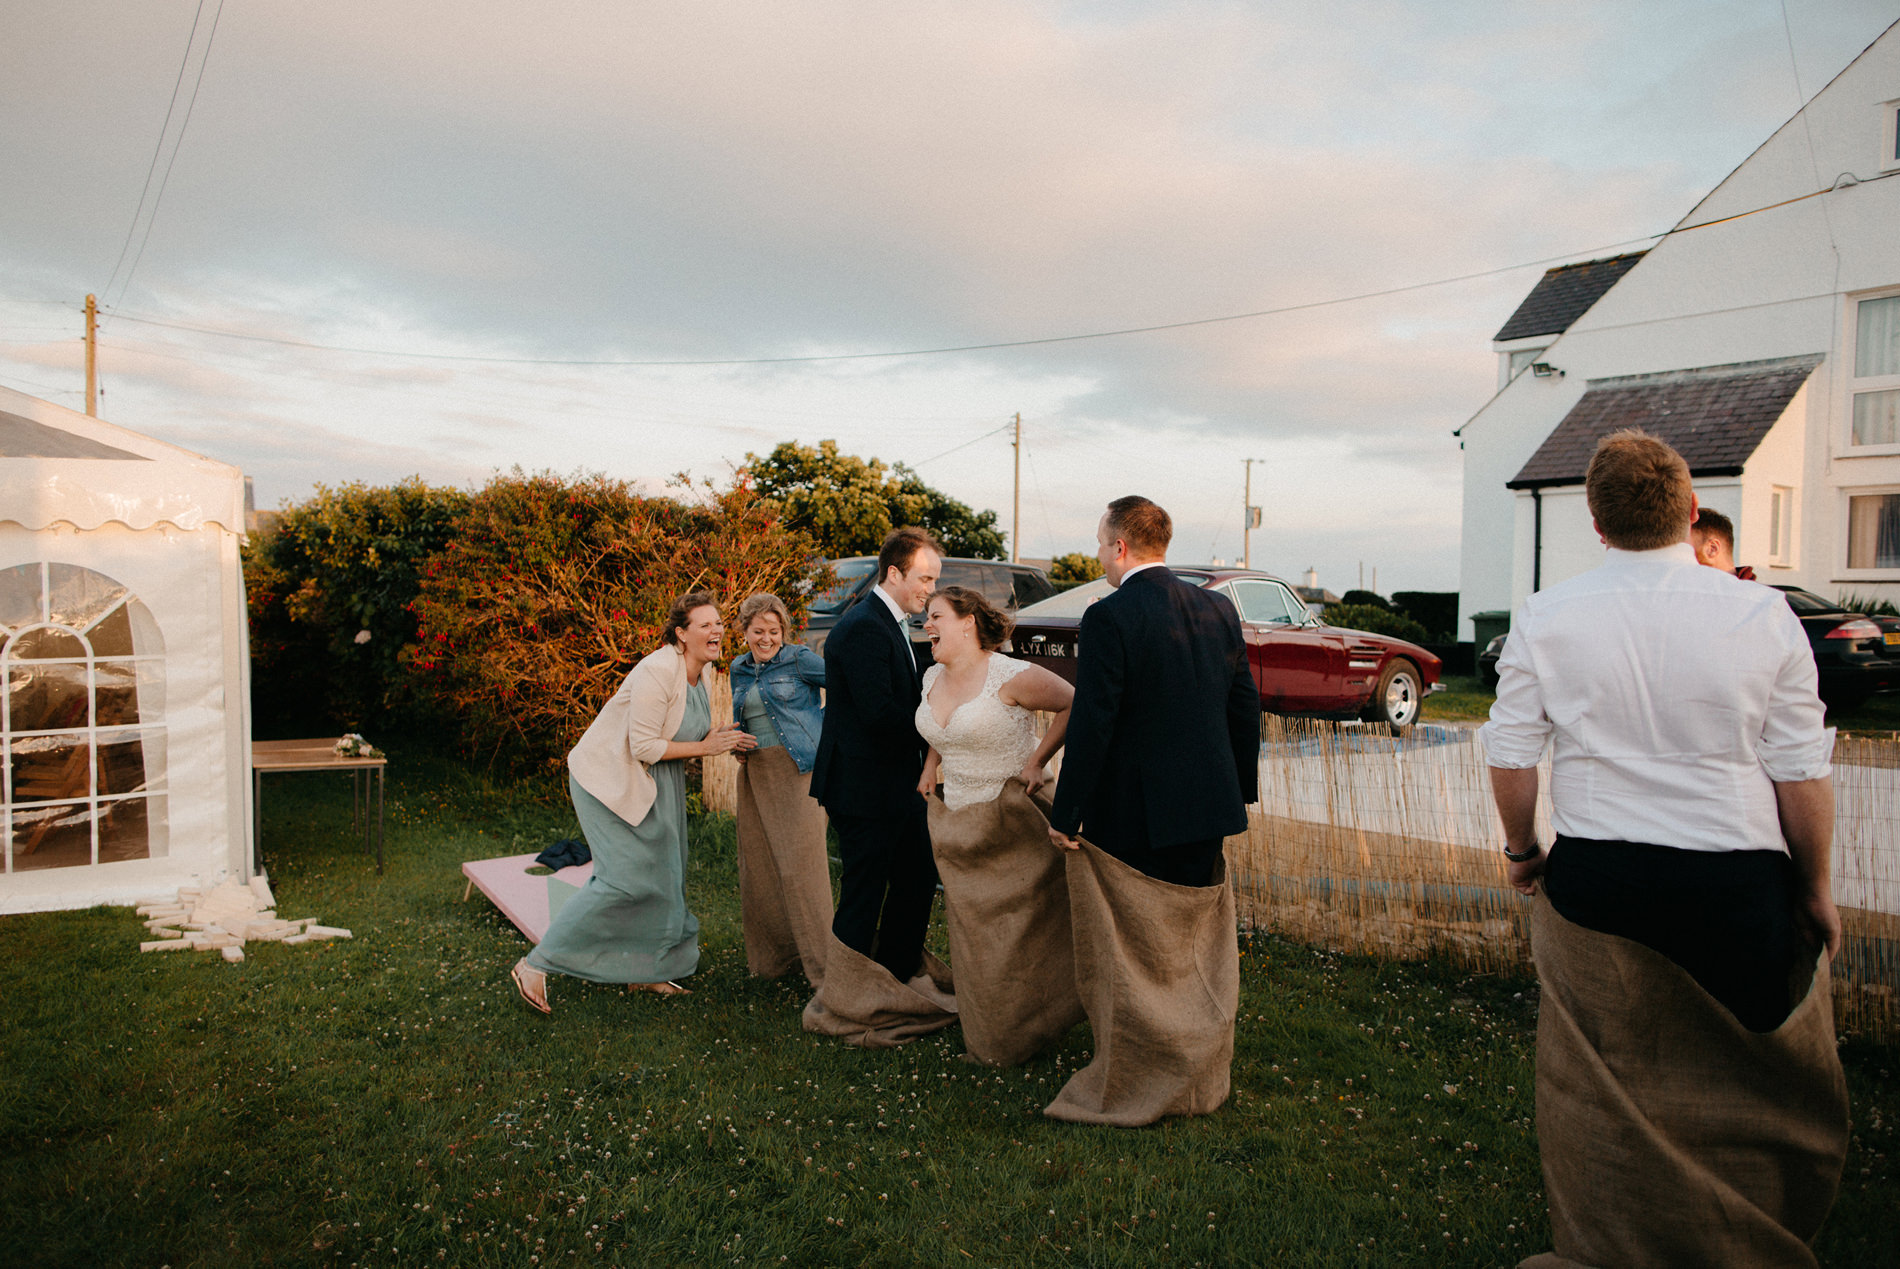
[1224,717,1900,1045]
[702,676,1897,1043]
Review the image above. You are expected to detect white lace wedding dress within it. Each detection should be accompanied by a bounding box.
[915,654,1038,810]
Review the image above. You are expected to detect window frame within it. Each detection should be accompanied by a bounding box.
[1766,485,1794,568]
[1882,97,1900,174]
[1839,485,1900,579]
[1844,287,1900,453]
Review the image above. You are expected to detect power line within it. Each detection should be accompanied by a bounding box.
[100,0,208,304]
[907,420,1015,467]
[104,0,227,318]
[94,167,1900,369]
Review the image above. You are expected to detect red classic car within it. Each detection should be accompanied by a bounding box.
[1004,568,1442,726]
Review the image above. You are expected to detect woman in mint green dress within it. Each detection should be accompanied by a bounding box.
[510,591,755,1013]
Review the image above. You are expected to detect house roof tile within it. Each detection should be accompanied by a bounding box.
[1505,354,1825,490]
[1494,252,1647,343]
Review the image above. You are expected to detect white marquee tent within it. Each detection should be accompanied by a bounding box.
[0,384,252,913]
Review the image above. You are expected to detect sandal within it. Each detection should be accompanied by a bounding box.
[629,980,691,997]
[511,958,551,1014]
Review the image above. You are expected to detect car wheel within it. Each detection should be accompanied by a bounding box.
[1363,660,1423,727]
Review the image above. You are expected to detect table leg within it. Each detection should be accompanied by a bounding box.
[374,766,385,874]
[253,769,263,875]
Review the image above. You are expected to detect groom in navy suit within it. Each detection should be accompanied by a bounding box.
[810,527,943,980]
[1048,496,1258,886]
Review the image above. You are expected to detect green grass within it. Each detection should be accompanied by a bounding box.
[3,744,1894,1267]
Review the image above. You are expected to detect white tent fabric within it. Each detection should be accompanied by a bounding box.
[0,385,252,913]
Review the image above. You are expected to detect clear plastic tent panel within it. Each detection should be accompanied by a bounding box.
[2,561,167,872]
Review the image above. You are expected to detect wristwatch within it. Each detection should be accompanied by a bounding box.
[1503,840,1543,863]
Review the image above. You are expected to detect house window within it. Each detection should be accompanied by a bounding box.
[1850,293,1900,447]
[1847,493,1900,570]
[1,563,168,872]
[1767,486,1793,566]
[1884,99,1900,173]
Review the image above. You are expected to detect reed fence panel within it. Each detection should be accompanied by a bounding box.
[1224,718,1899,1044]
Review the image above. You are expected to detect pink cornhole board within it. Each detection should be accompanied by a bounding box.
[462,852,595,944]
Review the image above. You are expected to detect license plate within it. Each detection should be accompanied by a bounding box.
[1887,632,1900,646]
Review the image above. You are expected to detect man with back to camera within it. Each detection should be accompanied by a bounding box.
[1690,505,1756,579]
[1483,430,1847,1267]
[1047,495,1259,884]
[809,526,942,982]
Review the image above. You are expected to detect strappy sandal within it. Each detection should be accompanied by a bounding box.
[511,958,551,1014]
[629,980,691,997]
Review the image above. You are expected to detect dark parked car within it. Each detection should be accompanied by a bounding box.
[1005,568,1442,727]
[801,556,1056,656]
[1477,585,1896,710]
[1770,586,1896,710]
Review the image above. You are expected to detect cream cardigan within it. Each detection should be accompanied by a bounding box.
[567,642,711,827]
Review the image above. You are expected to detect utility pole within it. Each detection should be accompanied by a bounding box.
[1010,412,1022,564]
[1242,458,1264,569]
[84,294,98,417]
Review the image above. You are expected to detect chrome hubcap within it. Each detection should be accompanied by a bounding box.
[1386,674,1418,725]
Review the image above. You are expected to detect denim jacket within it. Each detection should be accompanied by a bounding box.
[729,643,827,773]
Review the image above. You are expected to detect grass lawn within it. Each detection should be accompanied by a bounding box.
[3,744,1895,1267]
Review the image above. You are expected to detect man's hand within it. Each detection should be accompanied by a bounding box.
[1796,882,1842,961]
[1506,848,1546,896]
[1048,826,1080,852]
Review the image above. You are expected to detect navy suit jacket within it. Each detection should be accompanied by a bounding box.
[809,593,928,818]
[1049,566,1259,854]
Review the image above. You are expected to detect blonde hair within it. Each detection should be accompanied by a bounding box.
[738,592,791,635]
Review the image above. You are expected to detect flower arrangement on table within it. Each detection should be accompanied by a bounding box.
[334,733,380,758]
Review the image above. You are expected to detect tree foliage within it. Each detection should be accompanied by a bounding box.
[243,478,470,732]
[409,470,825,773]
[745,439,1005,560]
[1322,602,1431,645]
[1049,552,1104,584]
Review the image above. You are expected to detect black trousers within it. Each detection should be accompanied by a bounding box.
[829,799,938,982]
[1543,836,1799,1033]
[1096,835,1226,888]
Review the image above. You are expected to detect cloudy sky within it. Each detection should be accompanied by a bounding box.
[4,1,1896,592]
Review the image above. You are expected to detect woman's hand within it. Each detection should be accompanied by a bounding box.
[1018,758,1047,797]
[917,749,942,797]
[701,722,756,757]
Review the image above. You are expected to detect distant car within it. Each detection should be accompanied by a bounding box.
[1005,568,1442,727]
[801,556,1056,657]
[1477,585,1896,711]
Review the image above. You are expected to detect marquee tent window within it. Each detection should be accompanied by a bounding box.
[2,562,168,872]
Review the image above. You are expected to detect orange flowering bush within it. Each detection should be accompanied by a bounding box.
[409,470,826,772]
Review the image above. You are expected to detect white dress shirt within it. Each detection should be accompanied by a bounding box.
[872,582,918,668]
[1479,542,1832,855]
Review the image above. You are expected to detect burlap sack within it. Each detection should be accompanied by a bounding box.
[801,935,958,1048]
[1043,840,1238,1127]
[927,779,1086,1066]
[1523,891,1849,1269]
[735,746,834,988]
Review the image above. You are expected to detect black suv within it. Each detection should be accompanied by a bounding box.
[801,556,1056,656]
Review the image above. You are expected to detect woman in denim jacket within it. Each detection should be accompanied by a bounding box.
[728,593,834,987]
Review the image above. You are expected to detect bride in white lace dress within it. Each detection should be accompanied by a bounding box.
[915,589,1072,805]
[913,585,1084,1066]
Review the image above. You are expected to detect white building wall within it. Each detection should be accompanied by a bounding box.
[1460,23,1900,627]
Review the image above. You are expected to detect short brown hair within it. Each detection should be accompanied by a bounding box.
[737,592,791,635]
[1103,495,1172,557]
[1584,431,1695,550]
[929,584,1012,651]
[661,589,719,646]
[1690,507,1734,551]
[877,526,941,581]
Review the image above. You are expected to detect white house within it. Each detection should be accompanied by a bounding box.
[0,385,254,913]
[1459,18,1900,636]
